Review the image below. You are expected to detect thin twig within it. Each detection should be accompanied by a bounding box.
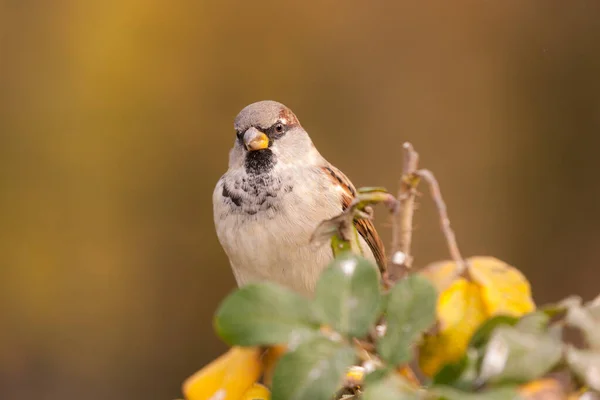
[389,142,420,281]
[399,144,419,264]
[352,337,376,353]
[415,169,466,273]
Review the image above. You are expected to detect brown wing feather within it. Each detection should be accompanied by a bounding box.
[321,165,387,273]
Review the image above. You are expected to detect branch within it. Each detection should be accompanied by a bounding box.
[389,142,420,281]
[415,169,466,273]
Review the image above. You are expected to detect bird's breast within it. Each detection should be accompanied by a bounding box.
[213,168,342,295]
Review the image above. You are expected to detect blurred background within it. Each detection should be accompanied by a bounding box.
[1,0,599,399]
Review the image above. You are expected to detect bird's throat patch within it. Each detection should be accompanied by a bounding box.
[244,149,275,175]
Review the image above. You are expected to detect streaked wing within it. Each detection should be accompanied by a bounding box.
[321,165,387,272]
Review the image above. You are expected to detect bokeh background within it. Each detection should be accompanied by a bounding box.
[1,1,599,399]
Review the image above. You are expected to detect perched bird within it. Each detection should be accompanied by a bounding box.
[213,100,385,297]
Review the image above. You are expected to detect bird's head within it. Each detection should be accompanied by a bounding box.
[228,100,318,174]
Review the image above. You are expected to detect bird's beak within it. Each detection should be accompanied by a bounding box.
[243,127,269,151]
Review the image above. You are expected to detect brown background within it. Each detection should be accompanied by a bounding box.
[1,1,599,399]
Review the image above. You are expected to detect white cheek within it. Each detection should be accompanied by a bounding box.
[307,149,321,164]
[228,144,245,169]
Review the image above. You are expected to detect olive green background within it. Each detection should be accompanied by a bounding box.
[1,1,599,399]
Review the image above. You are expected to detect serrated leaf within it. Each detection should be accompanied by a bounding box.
[566,346,600,391]
[479,326,563,385]
[378,275,437,366]
[362,374,419,400]
[314,253,381,338]
[431,385,521,400]
[270,337,356,400]
[214,283,320,346]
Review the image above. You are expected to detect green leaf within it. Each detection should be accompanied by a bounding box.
[431,385,521,400]
[379,291,390,314]
[432,348,479,390]
[311,215,356,255]
[539,295,582,318]
[271,337,356,400]
[377,275,437,366]
[565,302,600,351]
[468,315,519,350]
[314,253,381,338]
[362,373,419,400]
[357,186,388,194]
[565,346,600,391]
[478,326,563,385]
[214,282,320,346]
[514,311,550,335]
[363,367,392,386]
[331,235,352,257]
[433,356,468,386]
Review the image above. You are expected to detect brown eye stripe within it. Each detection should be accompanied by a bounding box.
[278,108,299,127]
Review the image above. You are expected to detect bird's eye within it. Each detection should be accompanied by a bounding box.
[236,130,243,140]
[274,123,284,133]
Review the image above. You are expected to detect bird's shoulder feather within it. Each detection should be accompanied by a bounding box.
[319,164,387,273]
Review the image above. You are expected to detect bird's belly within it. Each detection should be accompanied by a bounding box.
[214,169,378,297]
[219,211,333,297]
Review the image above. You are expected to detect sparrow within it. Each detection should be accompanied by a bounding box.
[213,100,385,297]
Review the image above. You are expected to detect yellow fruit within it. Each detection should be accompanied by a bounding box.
[262,344,287,388]
[418,260,460,293]
[419,256,536,376]
[468,256,535,316]
[182,346,262,400]
[519,378,565,400]
[240,383,270,400]
[419,278,487,376]
[397,365,420,387]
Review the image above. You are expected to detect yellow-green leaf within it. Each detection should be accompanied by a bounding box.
[468,256,535,316]
[419,278,487,376]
